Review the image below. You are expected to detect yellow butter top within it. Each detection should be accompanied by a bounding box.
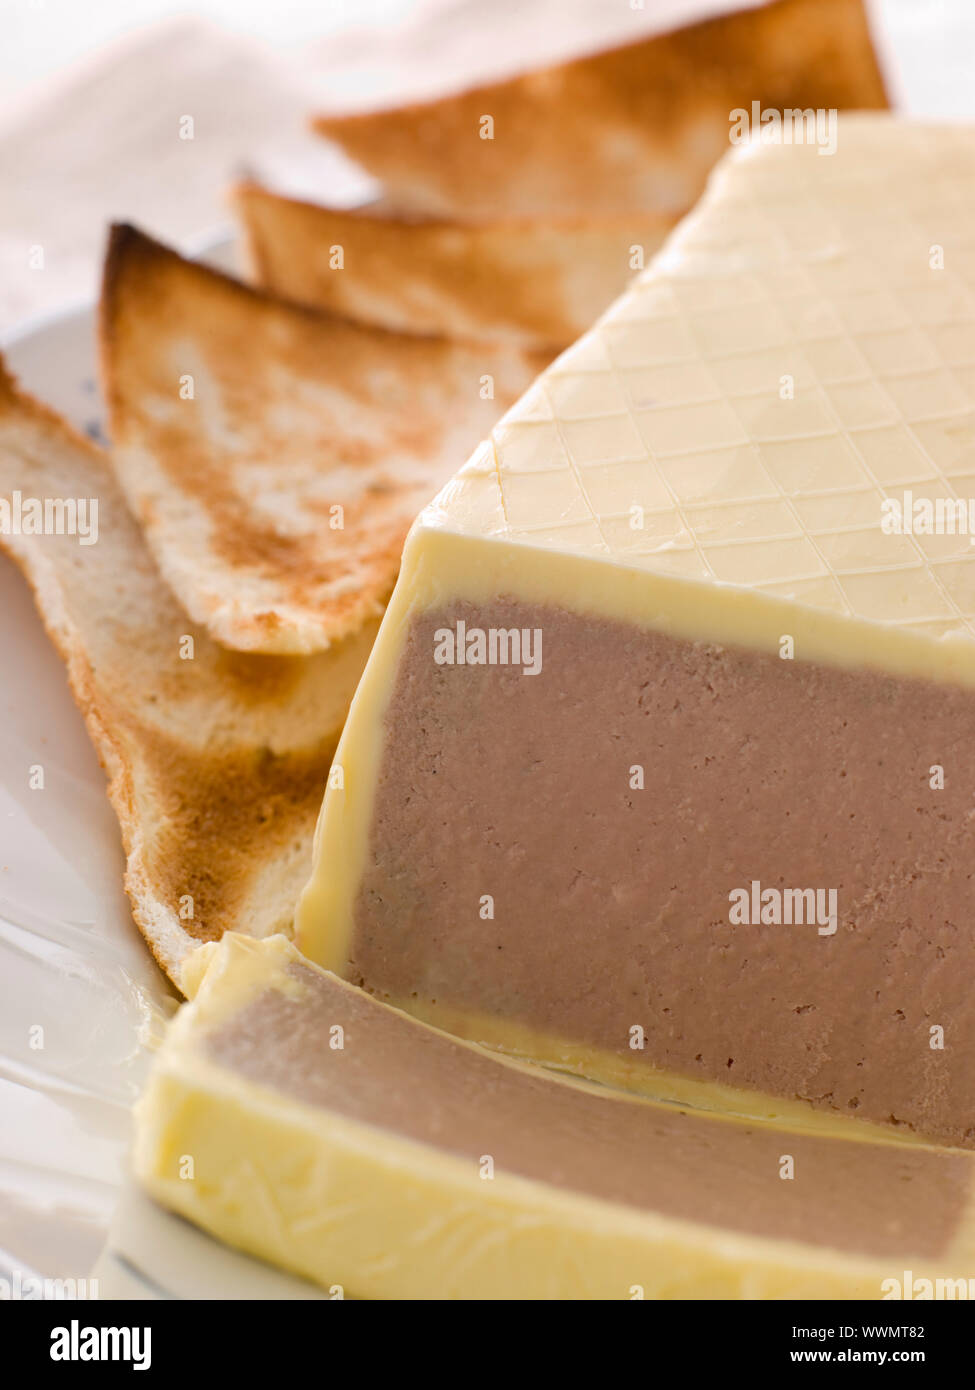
[420,116,975,651]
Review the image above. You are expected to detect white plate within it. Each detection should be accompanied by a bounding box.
[0,230,325,1300]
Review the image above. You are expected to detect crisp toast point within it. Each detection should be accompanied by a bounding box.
[99,225,545,654]
[0,362,377,986]
[234,181,673,351]
[312,0,888,219]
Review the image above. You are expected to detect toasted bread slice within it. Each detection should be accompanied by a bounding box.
[99,226,546,654]
[0,360,377,986]
[313,0,887,219]
[235,182,672,351]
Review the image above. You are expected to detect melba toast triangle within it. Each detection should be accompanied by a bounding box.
[313,0,886,220]
[0,363,375,985]
[235,181,671,351]
[100,225,547,654]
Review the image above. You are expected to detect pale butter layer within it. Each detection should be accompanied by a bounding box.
[299,116,975,1138]
[135,935,975,1300]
